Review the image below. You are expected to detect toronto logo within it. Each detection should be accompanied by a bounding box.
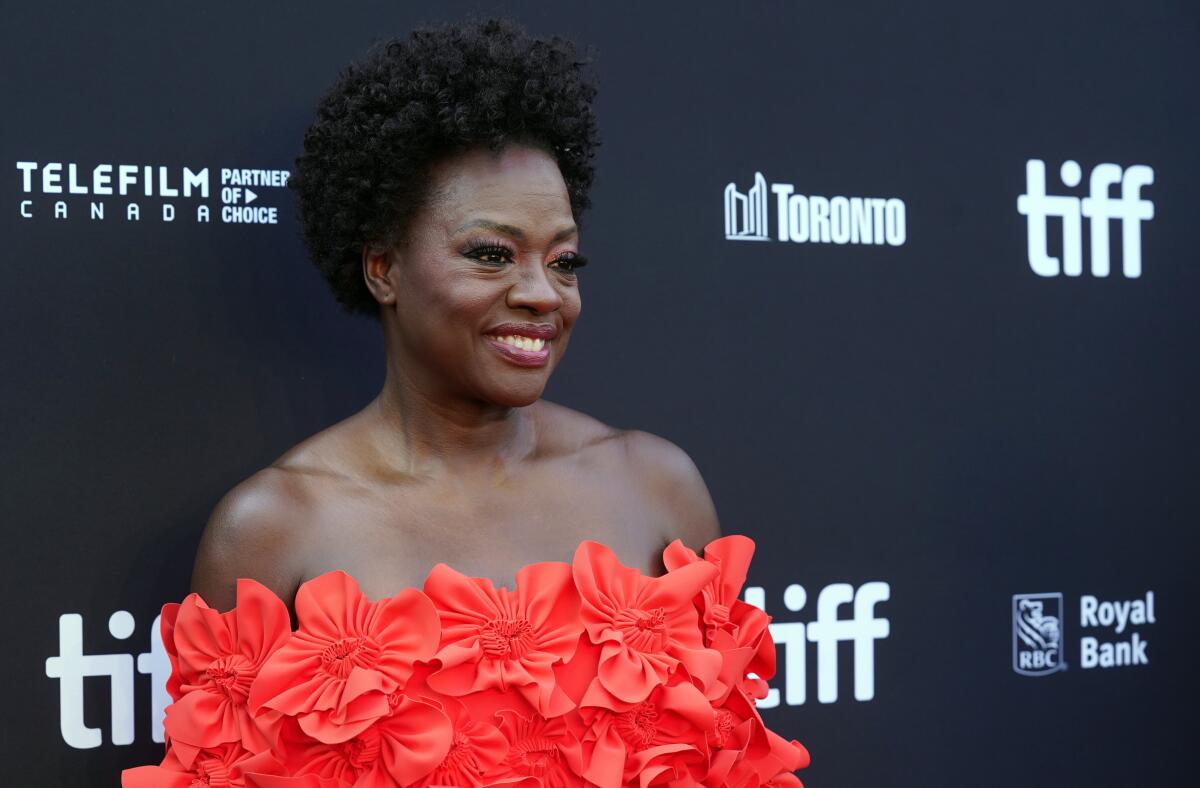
[1012,592,1067,676]
[724,171,906,246]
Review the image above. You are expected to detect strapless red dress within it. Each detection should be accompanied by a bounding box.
[121,536,809,787]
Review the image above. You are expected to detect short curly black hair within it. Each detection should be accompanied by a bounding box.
[288,18,600,318]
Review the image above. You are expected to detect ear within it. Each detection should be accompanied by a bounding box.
[362,243,398,307]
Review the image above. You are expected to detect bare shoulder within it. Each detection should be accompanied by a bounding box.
[617,428,715,496]
[533,402,721,548]
[618,429,723,550]
[533,399,623,454]
[190,465,313,613]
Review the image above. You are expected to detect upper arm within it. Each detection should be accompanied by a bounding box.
[190,468,306,614]
[621,430,722,550]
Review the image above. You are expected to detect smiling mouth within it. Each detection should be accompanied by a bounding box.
[483,333,552,367]
[484,334,547,352]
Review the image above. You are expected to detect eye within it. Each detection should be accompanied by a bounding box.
[463,242,514,266]
[550,252,588,274]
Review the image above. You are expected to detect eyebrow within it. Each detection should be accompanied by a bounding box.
[454,218,578,243]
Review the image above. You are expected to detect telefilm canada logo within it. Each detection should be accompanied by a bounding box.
[15,160,291,225]
[1011,590,1158,677]
[724,171,907,246]
[1017,159,1154,278]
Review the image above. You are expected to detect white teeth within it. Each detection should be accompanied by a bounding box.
[490,334,546,352]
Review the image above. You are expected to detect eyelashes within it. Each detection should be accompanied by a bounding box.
[461,238,588,274]
[461,237,511,263]
[554,253,588,273]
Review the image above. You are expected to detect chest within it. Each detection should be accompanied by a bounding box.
[296,463,675,597]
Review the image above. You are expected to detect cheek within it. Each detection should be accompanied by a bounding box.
[432,283,494,320]
[405,264,494,323]
[396,285,490,362]
[560,287,582,327]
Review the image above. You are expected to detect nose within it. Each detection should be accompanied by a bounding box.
[506,260,564,314]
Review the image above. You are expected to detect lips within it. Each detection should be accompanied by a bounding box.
[484,322,558,339]
[485,334,551,367]
[481,322,558,368]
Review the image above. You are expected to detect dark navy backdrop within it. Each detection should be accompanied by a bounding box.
[3,1,1195,785]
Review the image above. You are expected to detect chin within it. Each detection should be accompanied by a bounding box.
[488,382,547,408]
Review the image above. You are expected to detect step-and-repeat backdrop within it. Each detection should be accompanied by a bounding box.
[3,2,1194,785]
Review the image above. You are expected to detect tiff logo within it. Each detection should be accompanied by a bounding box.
[44,612,170,748]
[744,581,890,706]
[1017,159,1154,278]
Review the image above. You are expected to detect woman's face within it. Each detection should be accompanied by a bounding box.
[373,144,584,408]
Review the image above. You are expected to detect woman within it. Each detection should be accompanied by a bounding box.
[192,20,720,614]
[125,19,808,788]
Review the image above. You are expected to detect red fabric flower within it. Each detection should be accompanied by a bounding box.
[700,685,771,788]
[268,694,454,788]
[423,561,582,717]
[572,541,722,706]
[122,741,284,788]
[578,679,713,788]
[249,571,441,744]
[159,579,292,767]
[130,536,808,788]
[763,729,810,777]
[245,775,344,788]
[724,727,810,788]
[492,708,585,787]
[663,536,776,703]
[406,697,510,788]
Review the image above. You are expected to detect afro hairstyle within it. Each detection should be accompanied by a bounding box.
[287,18,600,318]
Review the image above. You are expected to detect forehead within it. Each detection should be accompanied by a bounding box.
[426,145,572,227]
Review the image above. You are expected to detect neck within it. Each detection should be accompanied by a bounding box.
[367,353,537,479]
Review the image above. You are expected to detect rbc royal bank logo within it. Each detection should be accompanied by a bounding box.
[1012,592,1067,676]
[1017,159,1154,278]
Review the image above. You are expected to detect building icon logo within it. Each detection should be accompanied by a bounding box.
[724,171,771,241]
[1012,592,1067,676]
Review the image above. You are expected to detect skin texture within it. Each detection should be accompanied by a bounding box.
[191,144,721,620]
